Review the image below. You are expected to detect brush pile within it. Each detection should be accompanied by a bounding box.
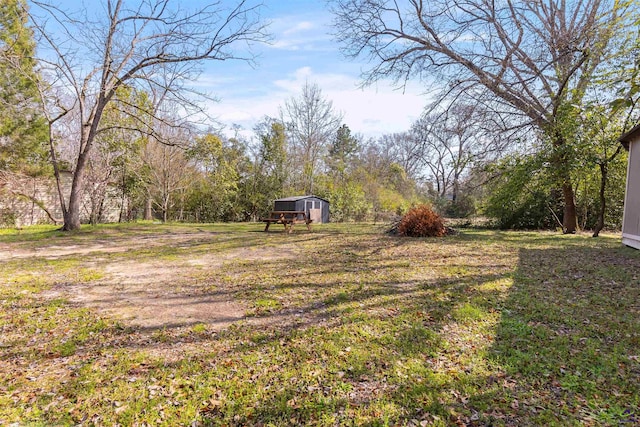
[387,205,456,237]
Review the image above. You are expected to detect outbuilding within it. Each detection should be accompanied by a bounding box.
[619,124,640,249]
[273,195,330,224]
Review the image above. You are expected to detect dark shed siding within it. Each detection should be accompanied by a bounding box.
[273,195,330,223]
[274,200,296,211]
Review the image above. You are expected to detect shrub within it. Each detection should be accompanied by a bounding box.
[397,204,446,237]
[0,208,17,228]
[433,194,476,218]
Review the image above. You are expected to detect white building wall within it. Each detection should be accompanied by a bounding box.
[623,136,640,249]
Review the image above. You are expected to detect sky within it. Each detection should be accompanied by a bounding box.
[37,0,430,140]
[196,0,429,139]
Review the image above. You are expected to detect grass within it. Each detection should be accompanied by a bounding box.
[0,223,639,426]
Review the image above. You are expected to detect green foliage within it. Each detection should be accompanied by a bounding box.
[187,133,225,172]
[571,96,634,232]
[351,146,425,221]
[1,224,640,425]
[377,187,410,216]
[573,153,628,230]
[327,124,359,177]
[0,208,16,227]
[0,0,48,175]
[240,118,288,220]
[483,155,559,230]
[319,178,370,222]
[184,134,249,222]
[434,194,476,219]
[86,86,150,223]
[397,204,446,237]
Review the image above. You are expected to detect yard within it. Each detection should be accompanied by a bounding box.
[0,223,638,426]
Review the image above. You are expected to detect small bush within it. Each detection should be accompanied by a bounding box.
[0,208,17,228]
[397,204,446,237]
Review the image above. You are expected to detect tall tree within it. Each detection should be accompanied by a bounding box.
[579,105,627,236]
[281,82,343,194]
[186,133,248,222]
[575,92,639,236]
[27,0,267,230]
[320,124,369,221]
[141,130,194,223]
[0,0,47,175]
[327,124,359,179]
[376,132,425,182]
[244,117,288,219]
[84,86,149,224]
[256,118,287,191]
[331,0,636,233]
[412,102,508,204]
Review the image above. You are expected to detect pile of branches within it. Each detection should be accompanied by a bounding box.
[387,205,457,237]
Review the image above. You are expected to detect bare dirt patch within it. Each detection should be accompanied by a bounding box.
[52,279,246,330]
[0,231,216,260]
[36,232,299,330]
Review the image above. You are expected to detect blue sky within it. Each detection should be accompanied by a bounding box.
[38,0,429,139]
[198,0,429,139]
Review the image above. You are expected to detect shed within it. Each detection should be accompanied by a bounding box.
[619,124,640,249]
[273,195,330,224]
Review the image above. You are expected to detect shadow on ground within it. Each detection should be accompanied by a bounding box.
[2,227,639,426]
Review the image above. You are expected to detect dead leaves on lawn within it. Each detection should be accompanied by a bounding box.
[0,225,639,425]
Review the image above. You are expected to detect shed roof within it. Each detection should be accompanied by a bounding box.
[619,123,640,151]
[274,195,329,203]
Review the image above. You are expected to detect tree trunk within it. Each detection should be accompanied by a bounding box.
[62,157,88,231]
[452,176,459,203]
[161,194,169,222]
[592,163,607,237]
[62,189,82,231]
[552,133,578,234]
[561,182,578,234]
[97,194,106,225]
[48,129,69,226]
[119,166,127,223]
[62,126,97,231]
[144,197,153,220]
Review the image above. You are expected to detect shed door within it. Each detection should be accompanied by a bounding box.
[306,200,322,223]
[309,209,322,223]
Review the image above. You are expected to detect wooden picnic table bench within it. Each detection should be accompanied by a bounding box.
[262,211,312,233]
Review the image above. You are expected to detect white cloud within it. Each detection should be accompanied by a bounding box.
[273,67,429,135]
[205,67,429,139]
[282,21,315,36]
[188,75,240,90]
[268,37,333,52]
[328,82,427,136]
[267,14,332,52]
[271,40,301,50]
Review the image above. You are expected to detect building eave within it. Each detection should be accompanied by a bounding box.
[274,195,330,203]
[619,123,640,151]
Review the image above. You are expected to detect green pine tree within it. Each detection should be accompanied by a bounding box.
[0,0,48,176]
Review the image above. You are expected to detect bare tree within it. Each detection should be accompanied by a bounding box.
[141,136,194,223]
[377,132,425,181]
[331,0,634,233]
[410,120,451,198]
[281,81,343,194]
[27,0,267,230]
[412,102,509,202]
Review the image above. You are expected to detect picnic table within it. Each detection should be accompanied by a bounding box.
[262,211,312,233]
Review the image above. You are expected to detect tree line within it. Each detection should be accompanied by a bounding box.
[1,0,639,233]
